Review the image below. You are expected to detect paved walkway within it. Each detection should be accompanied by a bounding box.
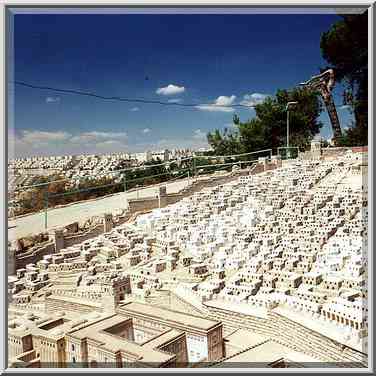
[8,177,192,241]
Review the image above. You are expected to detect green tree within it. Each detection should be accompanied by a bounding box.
[320,13,368,145]
[206,128,240,156]
[207,87,323,155]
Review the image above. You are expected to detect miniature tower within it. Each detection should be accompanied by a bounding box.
[271,155,282,168]
[8,246,16,276]
[258,157,268,171]
[158,185,168,208]
[103,213,113,233]
[311,139,322,160]
[52,228,65,252]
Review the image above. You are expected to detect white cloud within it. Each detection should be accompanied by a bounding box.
[21,130,71,144]
[100,140,120,145]
[8,131,28,160]
[11,129,129,158]
[167,98,183,103]
[45,96,60,103]
[133,132,209,152]
[70,131,128,144]
[196,105,235,113]
[193,129,206,140]
[91,131,128,139]
[240,93,269,107]
[10,128,211,158]
[130,107,139,112]
[156,84,185,96]
[196,95,236,113]
[95,140,123,148]
[196,105,233,113]
[154,136,209,150]
[216,95,236,106]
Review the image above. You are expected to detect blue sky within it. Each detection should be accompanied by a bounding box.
[9,13,354,158]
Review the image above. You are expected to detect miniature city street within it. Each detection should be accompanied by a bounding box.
[8,146,368,368]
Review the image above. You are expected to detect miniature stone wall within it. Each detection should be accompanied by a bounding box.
[321,146,367,159]
[11,160,272,274]
[128,197,160,213]
[205,305,367,366]
[299,146,368,161]
[8,248,16,275]
[12,213,132,272]
[45,296,100,315]
[63,224,104,248]
[14,243,55,272]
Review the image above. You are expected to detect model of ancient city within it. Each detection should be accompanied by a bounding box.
[8,147,368,368]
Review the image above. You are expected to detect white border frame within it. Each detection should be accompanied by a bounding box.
[1,1,374,373]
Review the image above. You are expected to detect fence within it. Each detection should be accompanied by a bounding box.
[12,149,272,192]
[277,146,300,160]
[10,148,273,230]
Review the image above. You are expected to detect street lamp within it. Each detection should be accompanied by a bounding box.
[285,101,298,158]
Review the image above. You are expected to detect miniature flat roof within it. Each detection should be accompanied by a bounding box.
[205,299,268,319]
[9,314,84,340]
[69,314,132,340]
[272,306,365,353]
[119,302,220,331]
[142,328,183,349]
[304,271,322,278]
[223,341,288,363]
[47,294,102,308]
[68,314,176,364]
[224,329,266,349]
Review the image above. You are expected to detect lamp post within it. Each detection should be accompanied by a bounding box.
[285,101,298,159]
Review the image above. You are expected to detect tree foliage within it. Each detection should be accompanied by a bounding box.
[320,13,368,145]
[206,128,240,156]
[207,87,323,155]
[12,159,187,217]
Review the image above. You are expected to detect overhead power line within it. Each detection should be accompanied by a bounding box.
[13,81,346,109]
[13,81,256,109]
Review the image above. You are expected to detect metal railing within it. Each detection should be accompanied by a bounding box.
[10,148,274,230]
[11,149,272,192]
[277,146,300,160]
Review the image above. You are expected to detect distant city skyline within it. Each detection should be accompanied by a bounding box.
[9,147,205,161]
[9,12,354,158]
